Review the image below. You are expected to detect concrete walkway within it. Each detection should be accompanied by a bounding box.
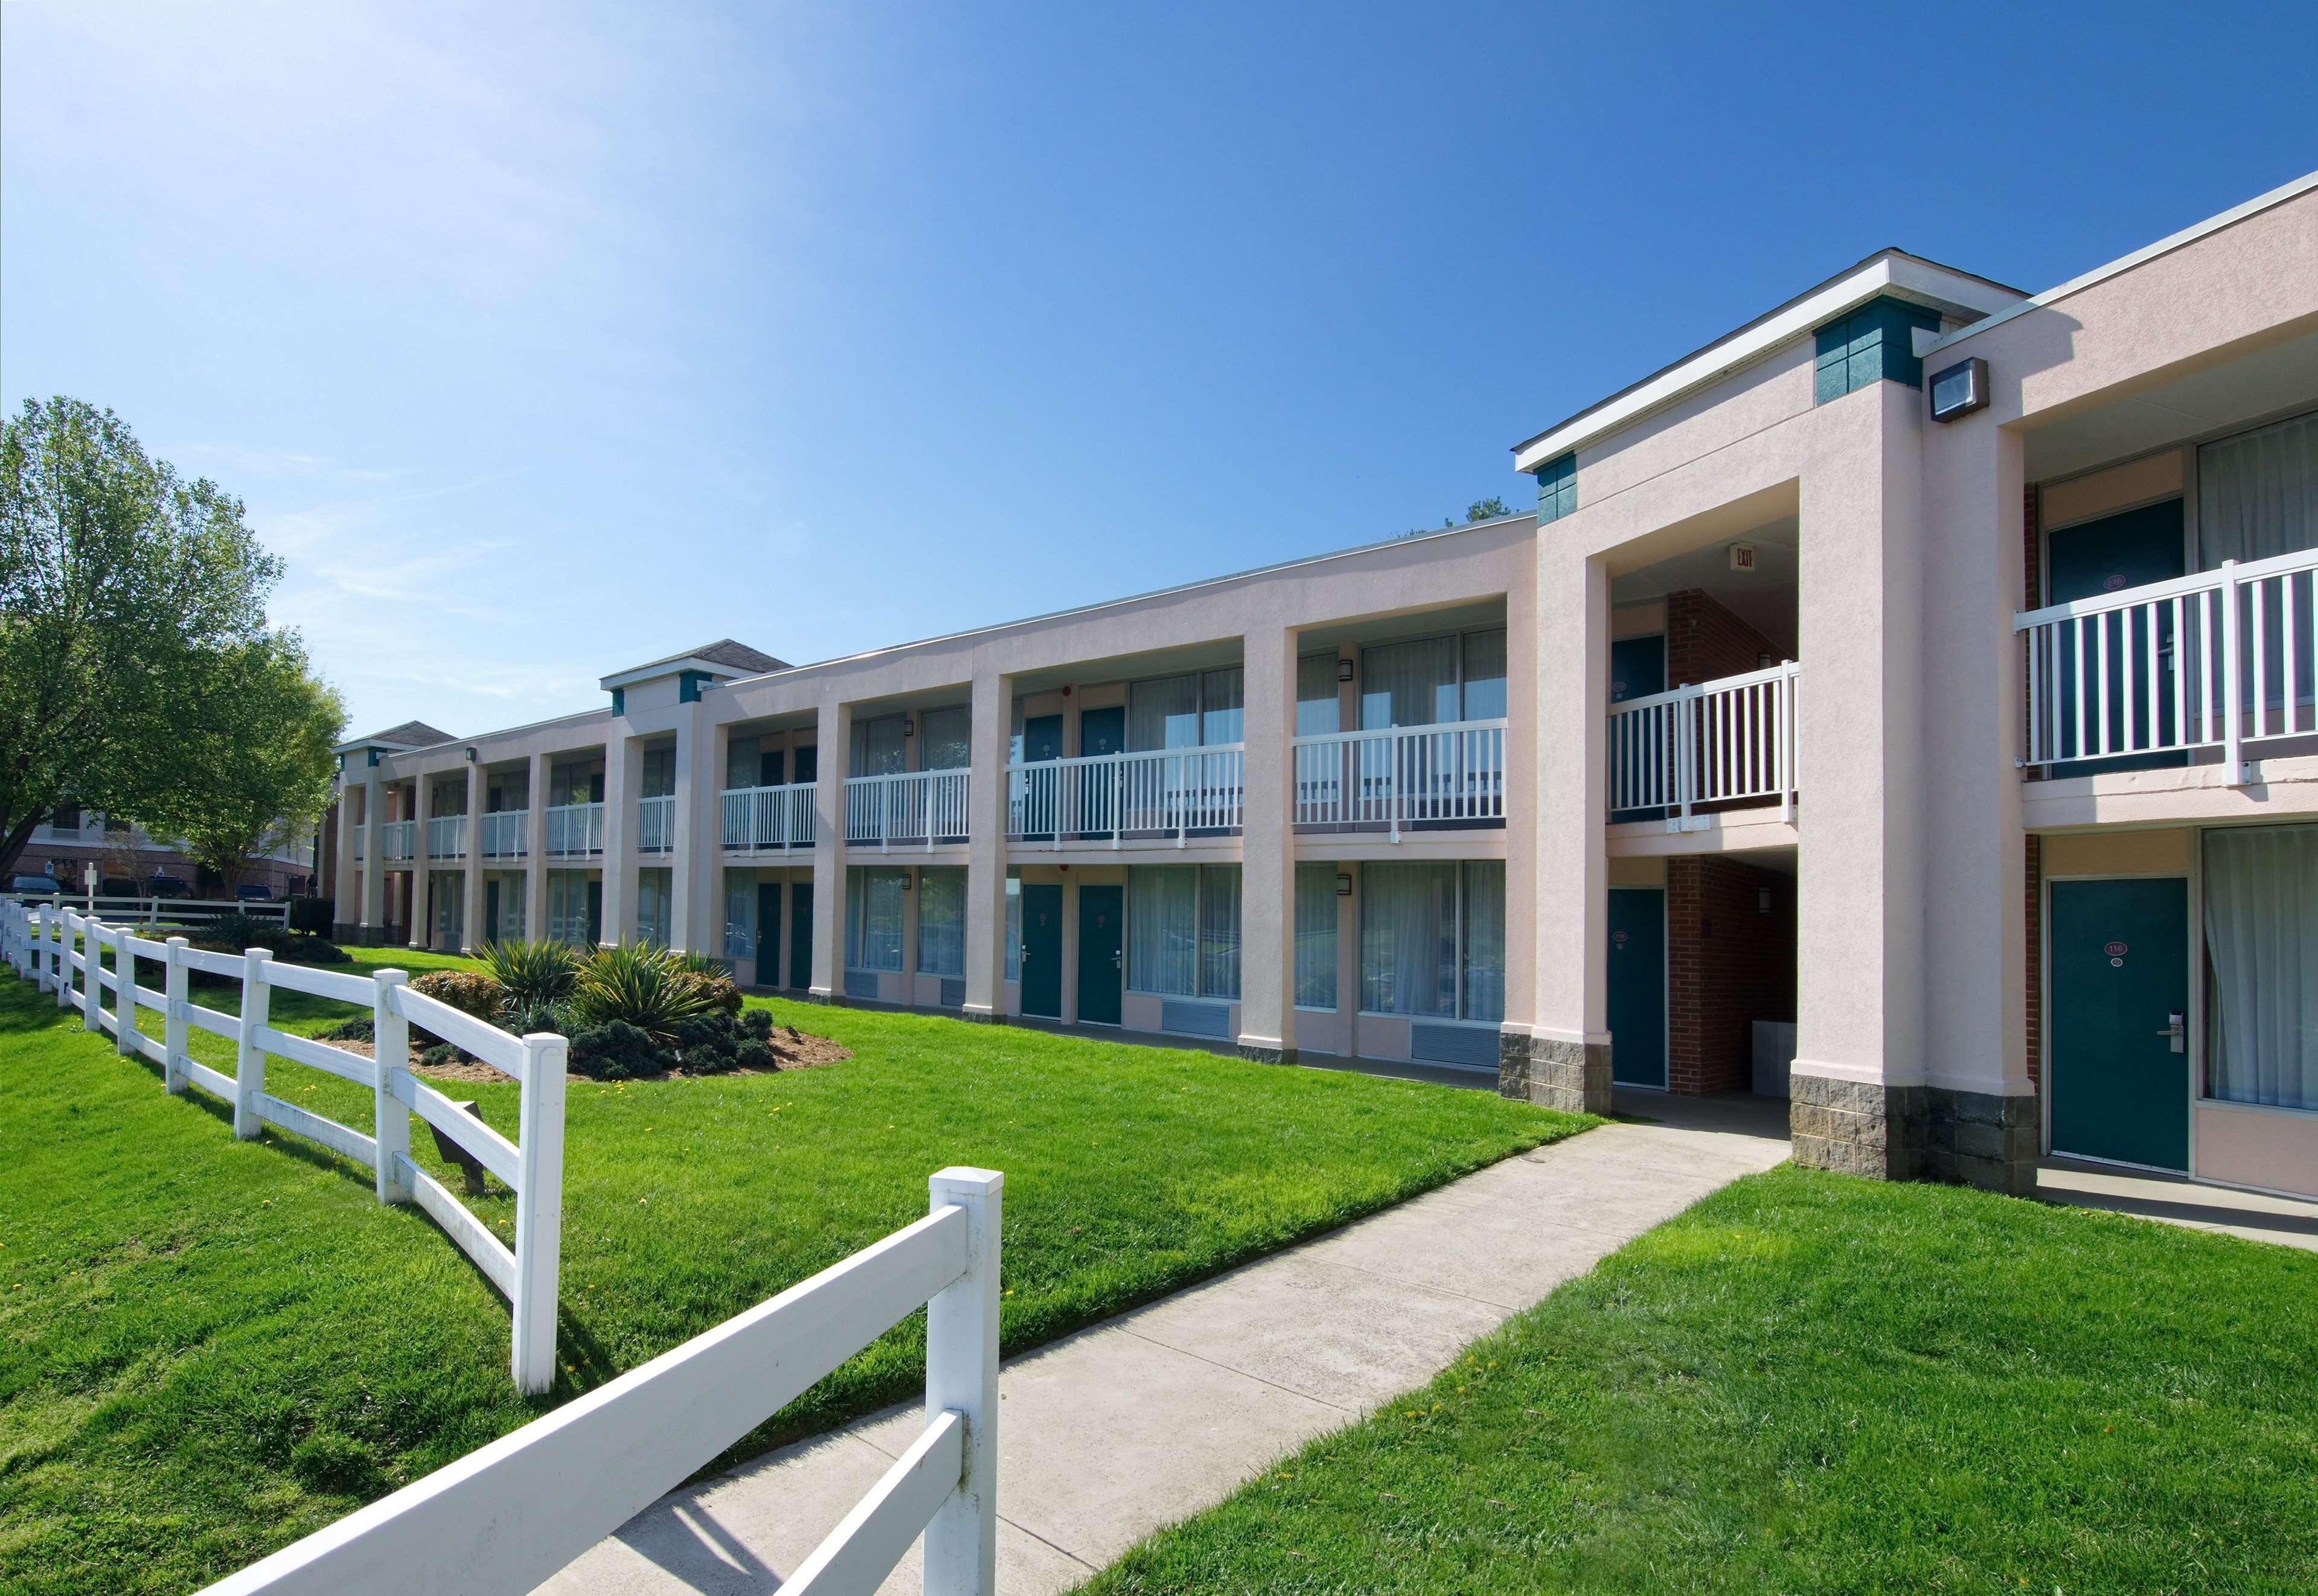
[2038,1157,2318,1252]
[536,1094,1789,1595]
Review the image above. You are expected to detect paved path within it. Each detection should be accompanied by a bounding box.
[2038,1157,2318,1252]
[536,1094,1790,1596]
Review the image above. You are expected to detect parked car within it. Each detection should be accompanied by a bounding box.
[8,873,63,898]
[101,876,139,898]
[146,874,193,899]
[234,883,275,902]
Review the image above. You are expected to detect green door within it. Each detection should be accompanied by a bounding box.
[485,878,501,942]
[2049,876,2189,1171]
[2044,500,2186,773]
[1077,883,1123,1026]
[757,882,782,985]
[789,883,813,991]
[1608,887,1667,1088]
[1020,883,1063,1018]
[584,879,603,946]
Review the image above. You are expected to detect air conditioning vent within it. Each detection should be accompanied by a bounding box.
[939,977,967,1009]
[1161,1000,1232,1038]
[1410,1023,1499,1068]
[844,971,880,1001]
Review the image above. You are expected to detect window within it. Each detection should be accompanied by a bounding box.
[920,707,972,771]
[2204,824,2317,1111]
[846,866,906,971]
[51,804,82,834]
[726,736,761,790]
[2198,409,2316,567]
[724,869,756,958]
[1295,863,1338,1009]
[1128,669,1245,751]
[545,871,596,945]
[918,867,965,977]
[1296,653,1341,736]
[641,748,676,800]
[636,868,673,947]
[850,714,908,776]
[490,872,527,942]
[1813,296,1940,403]
[1005,873,1022,982]
[1127,864,1241,1000]
[549,764,604,805]
[1360,861,1503,1021]
[1462,630,1507,721]
[1200,667,1244,745]
[1360,628,1506,729]
[1535,452,1577,523]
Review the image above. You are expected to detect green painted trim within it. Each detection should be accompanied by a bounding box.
[610,686,626,715]
[679,671,708,704]
[1813,296,1941,403]
[1534,452,1577,524]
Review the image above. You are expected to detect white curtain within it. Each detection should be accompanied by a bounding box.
[725,736,760,790]
[2204,825,2318,1109]
[1461,630,1508,721]
[1199,864,1242,999]
[1127,865,1196,994]
[491,872,527,942]
[1461,861,1505,1022]
[850,715,908,776]
[1360,861,1457,1017]
[1298,654,1341,736]
[723,869,755,958]
[1295,863,1338,1009]
[636,868,672,947]
[918,867,965,977]
[847,866,905,971]
[920,707,972,772]
[546,870,588,944]
[2201,410,2316,566]
[1129,675,1199,751]
[1201,668,1245,745]
[1360,637,1459,730]
[641,748,676,800]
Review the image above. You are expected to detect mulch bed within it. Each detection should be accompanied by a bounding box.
[319,1023,850,1083]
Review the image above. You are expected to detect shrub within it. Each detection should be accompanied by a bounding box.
[286,895,333,935]
[501,999,569,1039]
[568,1019,663,1082]
[410,969,505,1022]
[740,1007,773,1042]
[281,934,350,964]
[319,1015,374,1043]
[732,1036,777,1071]
[204,912,298,957]
[569,943,718,1047]
[477,939,581,1014]
[416,1042,462,1069]
[673,968,742,1017]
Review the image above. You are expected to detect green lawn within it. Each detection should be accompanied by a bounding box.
[1083,1165,2318,1596]
[0,946,1586,1595]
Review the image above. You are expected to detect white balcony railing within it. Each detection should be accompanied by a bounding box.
[478,811,528,858]
[2016,549,2316,781]
[1606,663,1799,829]
[1292,720,1507,841]
[426,814,467,858]
[379,819,417,861]
[722,782,818,851]
[544,802,605,857]
[636,794,676,855]
[1007,745,1244,847]
[847,768,971,850]
[352,823,367,860]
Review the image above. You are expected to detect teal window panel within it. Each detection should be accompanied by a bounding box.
[1813,296,1941,403]
[1534,452,1577,523]
[610,686,625,715]
[679,671,708,704]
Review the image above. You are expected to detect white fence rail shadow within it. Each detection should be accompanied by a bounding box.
[1292,720,1506,840]
[1007,745,1246,847]
[1606,663,1799,830]
[2016,549,2317,779]
[195,1166,1003,1596]
[2,898,565,1394]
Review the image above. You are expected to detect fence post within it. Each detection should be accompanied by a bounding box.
[2219,558,2244,784]
[924,1166,1003,1596]
[51,899,68,1006]
[373,969,412,1202]
[235,946,272,1139]
[164,937,191,1094]
[511,1030,569,1395]
[115,929,138,1058]
[83,917,104,1032]
[32,904,48,994]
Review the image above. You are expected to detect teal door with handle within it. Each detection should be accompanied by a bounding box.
[1020,883,1063,1018]
[1077,883,1123,1026]
[757,883,782,986]
[2044,500,2186,774]
[2049,876,2189,1171]
[1077,707,1126,836]
[1608,887,1667,1088]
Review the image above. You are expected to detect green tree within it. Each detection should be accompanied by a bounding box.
[0,397,331,879]
[1406,496,1516,537]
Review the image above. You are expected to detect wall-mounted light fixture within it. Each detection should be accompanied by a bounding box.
[1336,873,1353,896]
[1336,658,1354,683]
[902,719,915,736]
[1927,356,1990,422]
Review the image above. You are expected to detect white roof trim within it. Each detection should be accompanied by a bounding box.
[1510,252,2023,474]
[1915,169,2318,362]
[598,656,752,692]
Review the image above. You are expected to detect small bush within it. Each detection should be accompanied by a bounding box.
[673,968,742,1017]
[280,934,350,965]
[478,939,581,1013]
[568,1019,664,1081]
[286,895,333,935]
[569,944,719,1046]
[732,1036,777,1071]
[409,970,505,1022]
[740,1008,773,1042]
[416,1042,463,1069]
[501,999,569,1039]
[319,1015,374,1043]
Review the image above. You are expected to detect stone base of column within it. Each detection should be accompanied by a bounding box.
[1924,1087,2040,1195]
[1235,1038,1295,1065]
[332,922,358,945]
[959,1004,1004,1026]
[805,985,837,1005]
[1498,1032,1612,1115]
[1789,1073,1926,1179]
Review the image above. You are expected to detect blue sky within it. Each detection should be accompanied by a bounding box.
[5,2,2314,740]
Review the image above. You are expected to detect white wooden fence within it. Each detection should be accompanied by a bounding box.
[8,893,290,928]
[1606,662,1800,829]
[197,1167,1003,1596]
[2,897,566,1394]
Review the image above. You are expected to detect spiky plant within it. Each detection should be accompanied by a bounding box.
[567,942,718,1048]
[476,939,582,1014]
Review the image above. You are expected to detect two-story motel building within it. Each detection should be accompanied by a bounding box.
[330,174,2318,1202]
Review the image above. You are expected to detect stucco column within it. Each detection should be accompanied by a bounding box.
[331,778,359,940]
[407,775,432,950]
[359,770,384,942]
[1236,625,1298,1062]
[1917,407,2034,1192]
[525,751,549,942]
[461,759,484,953]
[809,697,853,1001]
[1789,383,1930,1178]
[962,667,1011,1022]
[601,733,638,948]
[1506,547,1612,1112]
[667,708,702,954]
[1500,557,1540,1043]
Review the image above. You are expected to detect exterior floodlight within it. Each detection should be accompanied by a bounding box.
[1928,357,1989,421]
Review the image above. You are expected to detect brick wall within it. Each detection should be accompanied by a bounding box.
[1666,589,1781,689]
[1665,855,1796,1094]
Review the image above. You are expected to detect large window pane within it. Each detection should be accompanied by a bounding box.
[1295,863,1339,1009]
[918,867,965,977]
[1127,865,1196,995]
[1461,861,1505,1022]
[636,868,673,947]
[725,736,761,790]
[2204,824,2318,1110]
[1199,864,1242,1000]
[1297,653,1342,736]
[2199,409,2315,566]
[1461,630,1508,721]
[920,707,972,772]
[724,869,756,958]
[847,866,906,971]
[1129,675,1199,751]
[1360,637,1459,730]
[641,747,676,800]
[1360,861,1456,1017]
[850,714,908,776]
[1201,668,1245,745]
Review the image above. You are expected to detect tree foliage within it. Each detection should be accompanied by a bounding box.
[0,397,343,879]
[1406,496,1516,537]
[154,634,345,887]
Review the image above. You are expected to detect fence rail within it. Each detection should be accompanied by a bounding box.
[545,801,605,857]
[847,768,972,849]
[194,1166,1002,1596]
[1006,745,1244,847]
[1606,662,1799,829]
[2016,549,2317,778]
[722,781,818,851]
[1,893,289,927]
[1292,720,1506,840]
[378,819,416,861]
[426,813,467,858]
[2,896,565,1394]
[478,810,529,858]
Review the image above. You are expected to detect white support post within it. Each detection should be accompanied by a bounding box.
[923,1166,1003,1596]
[115,928,138,1057]
[235,946,272,1139]
[164,937,190,1094]
[83,917,104,1032]
[35,904,51,994]
[51,899,68,1006]
[511,1030,569,1395]
[373,968,412,1203]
